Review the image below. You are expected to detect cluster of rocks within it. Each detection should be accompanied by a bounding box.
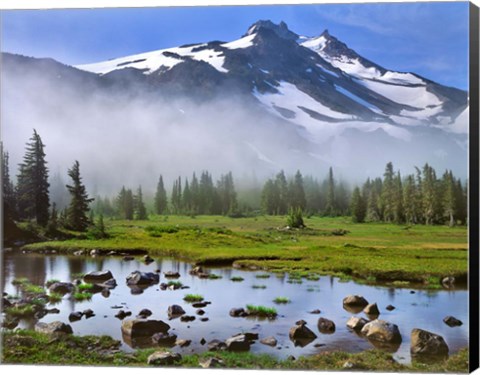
[69,309,95,322]
[342,294,456,360]
[188,266,213,279]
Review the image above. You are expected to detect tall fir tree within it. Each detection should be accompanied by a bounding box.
[66,160,94,231]
[1,145,17,221]
[324,167,336,216]
[154,175,168,215]
[16,129,50,226]
[381,162,395,223]
[350,187,366,223]
[442,170,457,226]
[289,170,306,210]
[134,186,148,220]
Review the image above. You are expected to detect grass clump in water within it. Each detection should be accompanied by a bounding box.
[183,294,204,302]
[73,292,93,301]
[230,276,244,282]
[48,292,63,303]
[273,297,290,304]
[246,304,277,318]
[167,281,183,288]
[255,273,270,279]
[77,283,95,291]
[208,273,222,280]
[252,285,267,289]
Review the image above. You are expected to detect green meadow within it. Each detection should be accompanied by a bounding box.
[22,215,467,287]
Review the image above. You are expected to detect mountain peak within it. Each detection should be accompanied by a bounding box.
[244,20,299,41]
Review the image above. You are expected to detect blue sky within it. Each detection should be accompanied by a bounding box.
[1,1,470,89]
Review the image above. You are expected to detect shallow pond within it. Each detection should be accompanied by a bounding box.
[2,252,469,364]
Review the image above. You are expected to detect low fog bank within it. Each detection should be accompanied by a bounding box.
[1,57,469,202]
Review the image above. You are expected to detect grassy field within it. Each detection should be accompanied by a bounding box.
[22,215,468,286]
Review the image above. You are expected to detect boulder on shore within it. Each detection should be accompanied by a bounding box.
[147,351,182,366]
[343,295,369,308]
[225,334,251,352]
[260,336,278,347]
[289,320,317,341]
[152,332,177,346]
[360,319,402,344]
[411,328,449,358]
[121,319,170,338]
[35,321,73,335]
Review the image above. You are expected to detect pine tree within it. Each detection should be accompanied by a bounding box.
[217,172,237,215]
[154,175,168,215]
[261,179,278,215]
[289,170,306,210]
[16,130,50,226]
[47,202,59,233]
[381,162,395,223]
[442,170,456,226]
[350,187,366,223]
[275,170,289,214]
[116,186,134,220]
[324,167,336,216]
[66,160,94,231]
[134,186,148,220]
[393,171,404,224]
[422,163,438,225]
[171,177,182,214]
[403,174,417,224]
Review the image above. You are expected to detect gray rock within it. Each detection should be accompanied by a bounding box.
[343,295,369,308]
[199,357,225,368]
[442,276,455,288]
[208,339,226,351]
[309,309,321,314]
[189,266,204,275]
[225,334,251,351]
[90,249,100,256]
[84,270,114,283]
[260,336,277,346]
[35,321,73,335]
[121,319,170,338]
[289,322,317,340]
[196,309,205,315]
[411,328,449,357]
[361,319,402,344]
[200,317,209,322]
[180,315,195,322]
[152,332,177,346]
[97,278,117,289]
[443,316,463,327]
[317,317,336,334]
[138,308,153,318]
[175,339,191,348]
[364,303,380,316]
[164,271,180,278]
[68,311,83,322]
[126,271,159,286]
[143,255,154,263]
[386,305,395,311]
[167,305,186,318]
[83,309,95,318]
[229,307,246,317]
[346,316,369,331]
[192,302,208,308]
[115,310,132,320]
[147,351,182,366]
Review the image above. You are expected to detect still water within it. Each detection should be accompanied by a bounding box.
[2,252,469,364]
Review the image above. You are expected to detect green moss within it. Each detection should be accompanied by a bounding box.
[230,276,244,282]
[77,283,95,291]
[73,292,93,301]
[245,304,277,317]
[273,297,290,304]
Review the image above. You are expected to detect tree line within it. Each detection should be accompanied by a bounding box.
[2,130,468,234]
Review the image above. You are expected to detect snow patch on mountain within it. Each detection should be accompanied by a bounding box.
[222,33,256,50]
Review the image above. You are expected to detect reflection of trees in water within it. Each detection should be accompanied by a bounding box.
[11,254,47,287]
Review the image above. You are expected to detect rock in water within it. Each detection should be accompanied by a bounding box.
[147,351,182,366]
[411,329,449,358]
[346,316,368,331]
[260,336,278,346]
[443,316,463,327]
[167,305,186,318]
[68,311,83,322]
[126,271,160,286]
[363,303,380,316]
[317,317,336,334]
[360,319,402,343]
[84,270,114,283]
[48,282,74,294]
[121,319,170,338]
[152,332,177,346]
[343,295,369,308]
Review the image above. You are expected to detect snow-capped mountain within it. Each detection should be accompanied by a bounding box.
[1,20,469,188]
[76,20,468,139]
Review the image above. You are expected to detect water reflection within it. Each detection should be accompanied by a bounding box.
[1,252,470,365]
